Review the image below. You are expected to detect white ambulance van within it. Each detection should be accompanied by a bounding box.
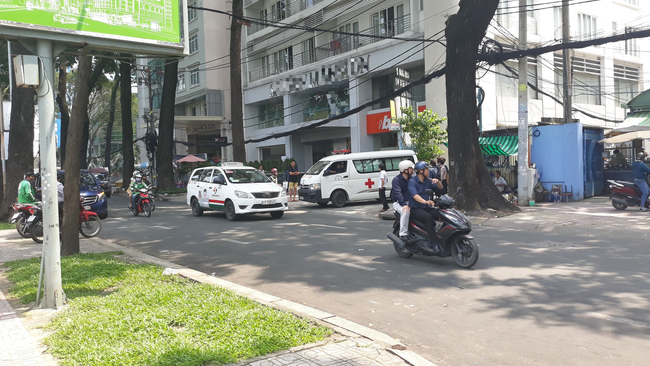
[298,150,417,207]
[186,162,288,220]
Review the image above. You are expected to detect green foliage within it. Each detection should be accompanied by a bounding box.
[4,252,331,366]
[247,158,296,172]
[395,107,447,162]
[0,222,13,230]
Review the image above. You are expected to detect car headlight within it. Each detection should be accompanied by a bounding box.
[441,211,470,230]
[97,192,105,200]
[309,183,321,190]
[234,190,254,199]
[280,190,287,197]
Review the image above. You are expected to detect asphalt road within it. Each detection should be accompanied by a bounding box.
[99,196,650,366]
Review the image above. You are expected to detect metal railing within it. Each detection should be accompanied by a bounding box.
[249,15,411,83]
[248,0,324,35]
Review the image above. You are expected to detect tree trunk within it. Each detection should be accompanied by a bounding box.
[120,59,134,188]
[61,56,92,256]
[156,60,178,190]
[0,78,35,220]
[56,60,70,166]
[104,75,120,172]
[445,0,518,213]
[230,0,245,162]
[79,58,109,169]
[80,118,89,168]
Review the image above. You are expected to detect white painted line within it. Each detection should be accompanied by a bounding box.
[584,312,649,328]
[150,225,173,230]
[327,260,376,271]
[311,223,346,229]
[220,238,251,245]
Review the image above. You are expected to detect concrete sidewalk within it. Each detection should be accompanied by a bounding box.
[0,230,434,366]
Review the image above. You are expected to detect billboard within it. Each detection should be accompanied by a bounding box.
[0,0,187,56]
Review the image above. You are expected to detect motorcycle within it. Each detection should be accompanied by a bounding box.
[26,202,102,244]
[130,188,153,217]
[10,203,38,238]
[608,179,650,210]
[387,189,479,268]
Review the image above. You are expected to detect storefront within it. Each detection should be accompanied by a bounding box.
[173,116,230,163]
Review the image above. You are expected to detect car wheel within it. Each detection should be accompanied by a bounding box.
[270,211,284,219]
[191,198,203,217]
[330,190,347,208]
[225,200,238,221]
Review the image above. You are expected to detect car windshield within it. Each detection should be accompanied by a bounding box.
[224,169,270,183]
[80,171,97,186]
[305,161,331,175]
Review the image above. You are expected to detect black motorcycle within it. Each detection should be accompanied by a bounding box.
[387,189,479,268]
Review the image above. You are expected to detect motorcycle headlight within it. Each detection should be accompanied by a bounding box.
[309,183,321,190]
[280,190,287,197]
[441,211,470,230]
[234,190,254,199]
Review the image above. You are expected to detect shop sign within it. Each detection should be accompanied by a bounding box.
[187,123,217,133]
[214,136,228,144]
[418,104,426,113]
[366,111,394,135]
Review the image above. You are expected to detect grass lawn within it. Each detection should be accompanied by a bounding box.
[0,221,14,230]
[3,252,331,366]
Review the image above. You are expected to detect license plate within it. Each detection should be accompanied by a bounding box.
[84,205,92,210]
[261,200,274,205]
[27,215,36,222]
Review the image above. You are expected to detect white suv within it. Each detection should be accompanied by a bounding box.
[186,163,288,220]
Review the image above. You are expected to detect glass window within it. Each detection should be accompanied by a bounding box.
[188,1,197,21]
[80,171,97,186]
[177,74,185,92]
[224,169,270,183]
[305,160,331,175]
[189,33,199,54]
[190,170,202,181]
[190,68,200,86]
[199,169,213,183]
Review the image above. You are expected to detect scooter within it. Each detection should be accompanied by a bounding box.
[608,179,650,210]
[387,189,479,268]
[25,202,102,244]
[130,188,153,217]
[10,203,38,238]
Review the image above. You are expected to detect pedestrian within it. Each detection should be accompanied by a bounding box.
[378,163,389,212]
[437,157,449,195]
[632,152,650,212]
[429,158,439,180]
[287,161,300,202]
[493,170,508,193]
[259,165,265,175]
[18,172,38,204]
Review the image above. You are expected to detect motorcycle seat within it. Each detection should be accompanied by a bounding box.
[619,181,642,195]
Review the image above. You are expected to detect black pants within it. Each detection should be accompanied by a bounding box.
[441,180,448,195]
[379,187,389,209]
[410,207,441,240]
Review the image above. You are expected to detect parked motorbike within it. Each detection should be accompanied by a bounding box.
[130,188,153,217]
[10,203,38,238]
[608,179,650,210]
[26,202,102,244]
[387,189,479,268]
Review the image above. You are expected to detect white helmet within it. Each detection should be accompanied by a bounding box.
[133,170,140,177]
[399,160,415,173]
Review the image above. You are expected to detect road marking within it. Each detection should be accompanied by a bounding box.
[326,260,376,271]
[311,224,346,229]
[150,225,173,230]
[584,312,649,328]
[220,238,251,245]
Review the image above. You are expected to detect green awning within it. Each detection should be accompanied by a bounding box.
[479,135,518,156]
[625,111,650,126]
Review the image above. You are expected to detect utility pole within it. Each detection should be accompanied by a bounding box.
[562,0,572,124]
[230,0,246,162]
[517,0,529,206]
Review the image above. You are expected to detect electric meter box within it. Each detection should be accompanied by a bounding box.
[13,55,40,88]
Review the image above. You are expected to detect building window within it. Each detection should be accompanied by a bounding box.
[189,33,199,54]
[257,99,284,129]
[554,54,602,105]
[271,0,286,22]
[177,74,186,92]
[188,1,197,22]
[371,5,404,39]
[577,13,597,40]
[614,64,639,106]
[190,67,200,86]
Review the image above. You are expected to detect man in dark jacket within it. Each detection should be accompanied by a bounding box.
[633,152,650,211]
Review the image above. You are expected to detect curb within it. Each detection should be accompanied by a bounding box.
[88,237,437,366]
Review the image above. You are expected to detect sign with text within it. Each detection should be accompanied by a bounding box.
[214,136,228,144]
[366,110,393,135]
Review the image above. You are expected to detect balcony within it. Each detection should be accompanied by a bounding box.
[249,15,411,83]
[244,0,261,8]
[248,0,324,35]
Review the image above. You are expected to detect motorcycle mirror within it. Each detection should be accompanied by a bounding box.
[424,189,434,197]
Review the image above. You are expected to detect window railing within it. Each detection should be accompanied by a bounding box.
[625,45,640,57]
[249,14,411,83]
[248,0,324,35]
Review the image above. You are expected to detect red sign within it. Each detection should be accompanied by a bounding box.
[366,111,392,134]
[365,178,375,189]
[418,104,426,113]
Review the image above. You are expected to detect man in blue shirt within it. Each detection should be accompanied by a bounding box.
[632,152,650,211]
[391,160,415,241]
[408,161,444,246]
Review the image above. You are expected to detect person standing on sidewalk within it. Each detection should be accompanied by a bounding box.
[288,161,300,202]
[437,157,449,195]
[633,152,650,211]
[378,164,389,212]
[18,172,38,204]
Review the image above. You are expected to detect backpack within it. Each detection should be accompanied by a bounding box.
[283,169,290,182]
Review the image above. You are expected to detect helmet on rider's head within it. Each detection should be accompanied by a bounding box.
[638,152,646,161]
[398,160,415,173]
[133,170,140,177]
[135,173,142,182]
[413,161,429,175]
[271,168,277,173]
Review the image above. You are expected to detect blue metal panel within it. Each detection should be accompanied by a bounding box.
[583,129,604,197]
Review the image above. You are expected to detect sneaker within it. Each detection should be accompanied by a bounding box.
[399,235,409,242]
[380,208,388,212]
[641,207,648,212]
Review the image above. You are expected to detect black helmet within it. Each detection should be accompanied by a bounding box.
[638,152,646,161]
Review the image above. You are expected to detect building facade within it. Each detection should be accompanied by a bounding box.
[242,0,426,169]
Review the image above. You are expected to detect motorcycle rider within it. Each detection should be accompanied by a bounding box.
[408,161,444,249]
[632,152,650,212]
[18,172,38,204]
[130,173,149,210]
[391,160,415,242]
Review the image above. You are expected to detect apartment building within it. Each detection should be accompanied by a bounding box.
[242,0,427,168]
[424,0,650,132]
[136,0,233,164]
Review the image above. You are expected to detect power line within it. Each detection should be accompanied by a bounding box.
[496,0,601,16]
